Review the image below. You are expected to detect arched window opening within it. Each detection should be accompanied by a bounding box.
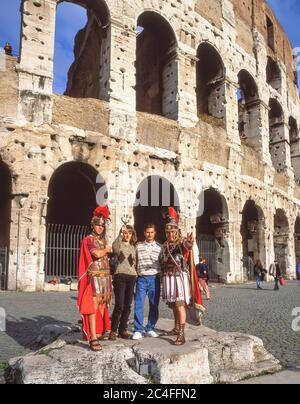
[134,176,179,243]
[0,161,12,290]
[274,209,289,276]
[196,188,230,283]
[266,57,281,93]
[45,162,107,281]
[237,70,260,142]
[136,12,178,120]
[269,99,286,172]
[54,0,110,100]
[196,43,226,126]
[240,201,265,281]
[289,116,300,182]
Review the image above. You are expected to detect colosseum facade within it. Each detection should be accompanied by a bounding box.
[0,0,300,291]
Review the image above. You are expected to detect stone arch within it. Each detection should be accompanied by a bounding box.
[289,116,300,177]
[240,200,266,281]
[266,57,282,93]
[54,0,111,99]
[196,42,226,125]
[0,161,12,290]
[136,11,178,120]
[237,70,261,143]
[268,98,286,172]
[196,187,230,282]
[274,208,289,276]
[134,175,180,243]
[45,162,107,280]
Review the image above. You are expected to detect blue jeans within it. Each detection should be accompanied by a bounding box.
[134,275,160,333]
[256,276,263,289]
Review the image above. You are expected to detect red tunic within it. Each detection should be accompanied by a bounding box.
[77,236,111,341]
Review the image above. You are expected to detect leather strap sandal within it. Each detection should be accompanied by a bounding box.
[174,324,186,346]
[89,339,102,352]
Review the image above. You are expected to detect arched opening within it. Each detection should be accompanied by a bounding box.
[0,161,12,290]
[266,57,281,93]
[134,176,180,243]
[269,99,286,172]
[54,0,110,99]
[295,217,300,279]
[274,209,289,276]
[196,43,226,126]
[289,116,299,174]
[45,162,107,281]
[240,200,266,281]
[136,12,178,120]
[196,188,230,282]
[237,70,260,142]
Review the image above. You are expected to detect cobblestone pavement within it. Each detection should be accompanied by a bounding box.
[0,281,299,381]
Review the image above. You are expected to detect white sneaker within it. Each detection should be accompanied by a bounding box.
[147,330,159,338]
[132,332,143,340]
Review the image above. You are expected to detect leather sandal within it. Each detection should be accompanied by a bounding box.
[174,324,186,346]
[89,339,102,352]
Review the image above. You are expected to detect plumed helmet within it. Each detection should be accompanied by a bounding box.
[91,205,111,227]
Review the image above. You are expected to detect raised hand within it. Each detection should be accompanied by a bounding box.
[186,233,194,245]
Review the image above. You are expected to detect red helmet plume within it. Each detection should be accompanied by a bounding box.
[168,207,179,225]
[93,205,110,220]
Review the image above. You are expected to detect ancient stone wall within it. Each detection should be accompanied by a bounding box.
[0,0,300,290]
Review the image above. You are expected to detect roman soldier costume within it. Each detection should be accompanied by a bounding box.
[161,208,205,345]
[78,206,112,341]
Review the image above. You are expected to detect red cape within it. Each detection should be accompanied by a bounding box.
[184,249,206,313]
[77,236,111,341]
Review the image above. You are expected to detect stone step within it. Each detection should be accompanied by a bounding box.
[5,319,282,384]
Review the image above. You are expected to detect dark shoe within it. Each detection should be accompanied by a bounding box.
[174,324,186,346]
[118,331,132,340]
[108,331,118,341]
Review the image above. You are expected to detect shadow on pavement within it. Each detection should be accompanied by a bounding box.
[5,315,73,351]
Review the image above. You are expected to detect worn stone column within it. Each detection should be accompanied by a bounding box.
[177,49,198,128]
[225,79,240,145]
[17,0,57,124]
[108,18,137,143]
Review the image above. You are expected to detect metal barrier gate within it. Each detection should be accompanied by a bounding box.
[44,224,89,281]
[0,247,8,290]
[197,235,219,281]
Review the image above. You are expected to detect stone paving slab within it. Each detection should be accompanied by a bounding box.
[237,370,300,384]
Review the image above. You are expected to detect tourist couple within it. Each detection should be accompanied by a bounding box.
[77,206,205,352]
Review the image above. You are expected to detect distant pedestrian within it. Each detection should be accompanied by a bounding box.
[269,261,282,291]
[254,260,267,290]
[296,260,300,281]
[196,257,211,300]
[4,42,12,56]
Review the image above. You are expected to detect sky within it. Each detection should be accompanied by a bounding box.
[0,0,299,93]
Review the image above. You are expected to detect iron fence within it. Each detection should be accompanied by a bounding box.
[44,224,90,281]
[197,235,219,281]
[0,247,8,290]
